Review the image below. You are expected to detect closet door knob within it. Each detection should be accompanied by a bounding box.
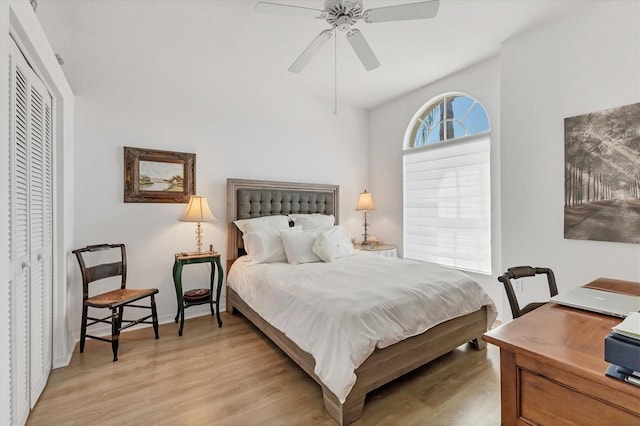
[21,261,29,270]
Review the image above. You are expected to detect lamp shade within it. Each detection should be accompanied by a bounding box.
[179,195,216,222]
[356,190,376,211]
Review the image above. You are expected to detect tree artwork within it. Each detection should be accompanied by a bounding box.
[564,102,640,244]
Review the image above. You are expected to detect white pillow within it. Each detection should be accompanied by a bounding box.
[289,214,335,231]
[312,226,354,262]
[234,215,290,234]
[279,228,322,264]
[242,229,288,264]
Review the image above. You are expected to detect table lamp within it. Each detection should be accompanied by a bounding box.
[179,195,216,253]
[356,189,376,246]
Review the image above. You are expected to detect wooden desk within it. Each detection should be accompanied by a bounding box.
[483,278,640,425]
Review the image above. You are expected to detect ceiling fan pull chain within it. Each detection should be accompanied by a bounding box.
[334,26,338,115]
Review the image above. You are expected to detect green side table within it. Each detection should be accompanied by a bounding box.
[172,251,223,336]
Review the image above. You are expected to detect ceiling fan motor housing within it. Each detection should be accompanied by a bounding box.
[325,0,363,31]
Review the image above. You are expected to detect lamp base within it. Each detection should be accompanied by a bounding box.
[195,222,204,253]
[361,210,371,247]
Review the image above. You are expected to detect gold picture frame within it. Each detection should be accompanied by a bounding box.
[124,146,195,203]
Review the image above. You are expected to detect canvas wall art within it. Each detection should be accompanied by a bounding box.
[564,102,640,244]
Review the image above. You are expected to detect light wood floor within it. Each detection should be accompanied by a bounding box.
[28,312,501,425]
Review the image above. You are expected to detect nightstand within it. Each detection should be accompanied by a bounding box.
[354,244,397,258]
[172,251,223,336]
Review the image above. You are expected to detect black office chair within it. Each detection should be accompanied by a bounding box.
[498,266,558,319]
[73,243,159,361]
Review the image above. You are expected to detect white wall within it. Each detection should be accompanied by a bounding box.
[501,0,640,317]
[368,57,503,309]
[36,1,370,339]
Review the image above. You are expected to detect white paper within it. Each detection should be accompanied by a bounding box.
[613,311,640,340]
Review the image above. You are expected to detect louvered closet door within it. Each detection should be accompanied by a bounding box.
[27,56,53,406]
[9,37,53,423]
[29,56,52,408]
[10,40,31,424]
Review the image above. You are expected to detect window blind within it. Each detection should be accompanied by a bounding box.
[403,135,491,274]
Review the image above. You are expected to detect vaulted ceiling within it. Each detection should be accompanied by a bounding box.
[37,0,592,109]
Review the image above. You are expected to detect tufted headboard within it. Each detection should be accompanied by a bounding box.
[226,178,340,268]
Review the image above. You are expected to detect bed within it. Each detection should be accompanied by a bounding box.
[225,178,497,425]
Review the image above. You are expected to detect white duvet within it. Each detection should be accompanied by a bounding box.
[227,252,497,403]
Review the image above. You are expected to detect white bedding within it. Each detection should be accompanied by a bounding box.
[227,252,497,403]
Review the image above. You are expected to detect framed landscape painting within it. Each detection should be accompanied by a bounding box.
[564,102,640,244]
[124,147,195,203]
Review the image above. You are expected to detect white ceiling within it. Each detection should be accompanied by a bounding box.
[38,0,593,110]
[239,0,591,108]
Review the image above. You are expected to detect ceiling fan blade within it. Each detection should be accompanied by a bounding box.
[363,0,440,23]
[346,29,380,71]
[255,2,324,18]
[288,30,333,73]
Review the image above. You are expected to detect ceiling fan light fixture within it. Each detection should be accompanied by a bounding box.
[336,15,352,31]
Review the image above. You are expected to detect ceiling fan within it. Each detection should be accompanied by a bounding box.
[256,0,440,73]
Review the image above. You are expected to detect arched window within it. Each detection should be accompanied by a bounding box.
[409,94,490,147]
[403,93,491,274]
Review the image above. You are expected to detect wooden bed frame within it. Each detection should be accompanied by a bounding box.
[225,178,489,425]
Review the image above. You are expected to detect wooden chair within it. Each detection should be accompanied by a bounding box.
[73,243,159,361]
[498,266,558,319]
